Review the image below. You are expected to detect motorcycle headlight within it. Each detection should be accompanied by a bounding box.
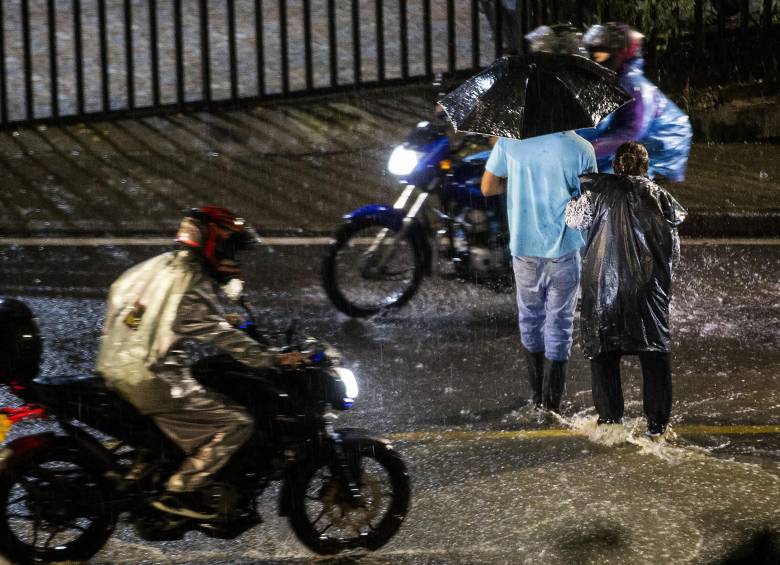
[333,367,359,406]
[387,145,421,176]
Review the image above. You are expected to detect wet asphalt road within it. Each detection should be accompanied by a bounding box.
[0,241,779,564]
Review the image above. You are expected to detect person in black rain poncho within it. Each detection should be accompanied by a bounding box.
[565,142,686,438]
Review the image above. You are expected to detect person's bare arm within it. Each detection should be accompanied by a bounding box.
[481,170,506,196]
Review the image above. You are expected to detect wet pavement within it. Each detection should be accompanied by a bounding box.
[0,89,778,236]
[0,241,779,563]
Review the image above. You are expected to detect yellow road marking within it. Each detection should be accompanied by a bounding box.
[388,424,780,443]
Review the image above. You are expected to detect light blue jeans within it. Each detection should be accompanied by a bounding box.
[512,250,581,362]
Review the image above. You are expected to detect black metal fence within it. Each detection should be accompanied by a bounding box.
[0,0,509,129]
[0,1,777,130]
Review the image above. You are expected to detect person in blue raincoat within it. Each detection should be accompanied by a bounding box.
[576,23,693,182]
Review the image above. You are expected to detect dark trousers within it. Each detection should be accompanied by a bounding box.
[590,351,672,428]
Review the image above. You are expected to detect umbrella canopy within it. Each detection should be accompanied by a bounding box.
[439,52,632,140]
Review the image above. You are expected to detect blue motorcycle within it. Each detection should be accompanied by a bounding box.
[322,120,510,317]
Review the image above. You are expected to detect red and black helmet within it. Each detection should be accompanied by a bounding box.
[175,206,261,279]
[583,22,643,72]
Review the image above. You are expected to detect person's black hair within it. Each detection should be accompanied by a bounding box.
[613,141,649,176]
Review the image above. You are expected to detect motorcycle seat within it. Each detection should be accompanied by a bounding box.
[32,373,175,450]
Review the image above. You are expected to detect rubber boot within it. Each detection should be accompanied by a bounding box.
[543,360,567,413]
[523,348,545,407]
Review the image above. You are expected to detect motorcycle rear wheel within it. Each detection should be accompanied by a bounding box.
[288,437,410,554]
[0,438,117,565]
[322,218,423,317]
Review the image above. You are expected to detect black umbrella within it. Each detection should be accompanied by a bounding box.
[439,52,632,140]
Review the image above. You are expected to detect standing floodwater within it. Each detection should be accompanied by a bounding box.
[0,240,777,563]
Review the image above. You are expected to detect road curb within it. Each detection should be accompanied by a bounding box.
[679,210,780,237]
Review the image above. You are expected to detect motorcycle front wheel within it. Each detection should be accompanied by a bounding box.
[288,437,410,554]
[322,218,423,317]
[0,437,117,565]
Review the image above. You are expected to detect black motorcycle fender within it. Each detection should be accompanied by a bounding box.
[277,428,394,517]
[0,432,58,471]
[334,427,393,446]
[0,428,118,475]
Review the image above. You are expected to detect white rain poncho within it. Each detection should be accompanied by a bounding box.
[96,250,275,415]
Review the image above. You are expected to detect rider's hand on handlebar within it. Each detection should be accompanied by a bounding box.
[276,352,309,368]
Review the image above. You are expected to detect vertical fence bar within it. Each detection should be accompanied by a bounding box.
[73,0,85,115]
[0,2,7,124]
[174,0,184,105]
[124,0,135,109]
[447,0,456,72]
[149,0,160,106]
[551,0,559,23]
[494,0,503,58]
[520,0,529,52]
[541,0,549,25]
[738,0,749,79]
[47,0,59,117]
[423,0,432,76]
[762,0,773,31]
[21,0,33,120]
[400,0,409,79]
[199,0,211,104]
[575,0,584,26]
[601,0,609,22]
[716,0,726,69]
[227,0,238,100]
[279,0,289,93]
[694,0,704,62]
[303,0,313,89]
[761,0,772,68]
[255,0,265,97]
[471,0,480,68]
[351,0,361,84]
[375,0,385,81]
[98,0,110,112]
[329,0,339,86]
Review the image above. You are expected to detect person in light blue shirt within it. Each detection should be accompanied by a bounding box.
[482,131,597,413]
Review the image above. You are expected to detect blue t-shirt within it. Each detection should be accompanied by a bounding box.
[485,131,597,259]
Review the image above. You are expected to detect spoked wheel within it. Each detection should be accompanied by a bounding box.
[288,437,410,554]
[322,219,423,317]
[0,438,116,564]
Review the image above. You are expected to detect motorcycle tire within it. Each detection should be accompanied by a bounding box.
[287,437,410,555]
[322,218,423,317]
[0,437,117,565]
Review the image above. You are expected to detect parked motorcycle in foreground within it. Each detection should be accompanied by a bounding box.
[0,297,410,564]
[322,119,510,317]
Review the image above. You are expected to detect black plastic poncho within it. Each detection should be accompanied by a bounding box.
[578,174,686,359]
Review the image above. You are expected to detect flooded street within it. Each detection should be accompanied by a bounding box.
[0,240,777,563]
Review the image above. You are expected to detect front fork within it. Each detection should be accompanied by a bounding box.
[323,409,361,504]
[368,184,430,273]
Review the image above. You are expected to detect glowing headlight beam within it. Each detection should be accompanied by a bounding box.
[387,145,421,176]
[334,367,359,400]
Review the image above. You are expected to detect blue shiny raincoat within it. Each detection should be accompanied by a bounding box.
[577,58,692,182]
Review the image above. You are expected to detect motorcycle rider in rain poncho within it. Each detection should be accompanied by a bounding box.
[96,207,306,520]
[565,142,687,438]
[576,23,693,182]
